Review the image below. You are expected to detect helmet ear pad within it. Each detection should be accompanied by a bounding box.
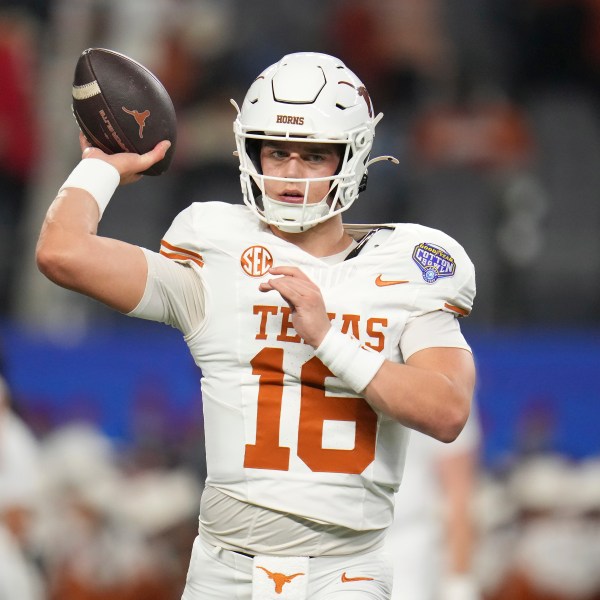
[358,172,369,194]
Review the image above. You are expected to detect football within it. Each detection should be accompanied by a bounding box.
[71,48,177,176]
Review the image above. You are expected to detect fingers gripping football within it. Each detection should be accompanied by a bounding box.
[259,266,332,347]
[79,132,171,185]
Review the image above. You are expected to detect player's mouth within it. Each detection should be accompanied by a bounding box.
[277,189,306,204]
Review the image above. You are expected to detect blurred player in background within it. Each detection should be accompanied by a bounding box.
[36,52,476,599]
[0,375,45,600]
[386,407,482,600]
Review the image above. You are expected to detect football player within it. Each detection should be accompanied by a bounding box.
[37,52,476,600]
[385,407,482,600]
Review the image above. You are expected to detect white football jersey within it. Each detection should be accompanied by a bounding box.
[134,201,475,531]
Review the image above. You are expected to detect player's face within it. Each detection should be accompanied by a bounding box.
[260,141,341,205]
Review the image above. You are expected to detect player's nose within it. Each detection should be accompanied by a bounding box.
[282,155,304,179]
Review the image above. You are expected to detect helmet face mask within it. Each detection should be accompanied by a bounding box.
[233,52,384,233]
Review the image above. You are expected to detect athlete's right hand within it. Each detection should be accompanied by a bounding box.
[259,266,332,348]
[78,132,171,185]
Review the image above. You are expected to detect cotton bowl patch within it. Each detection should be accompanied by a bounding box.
[412,242,456,283]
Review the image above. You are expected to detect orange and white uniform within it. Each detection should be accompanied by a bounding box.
[129,200,475,574]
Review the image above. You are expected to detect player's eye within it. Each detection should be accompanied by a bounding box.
[264,148,288,160]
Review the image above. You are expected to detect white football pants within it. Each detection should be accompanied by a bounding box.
[181,536,393,600]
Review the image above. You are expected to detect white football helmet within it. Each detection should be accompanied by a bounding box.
[232,52,397,233]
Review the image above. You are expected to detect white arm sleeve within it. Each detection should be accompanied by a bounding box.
[400,310,471,361]
[127,248,206,336]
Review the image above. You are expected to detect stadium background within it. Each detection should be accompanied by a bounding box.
[1,0,600,599]
[2,322,599,468]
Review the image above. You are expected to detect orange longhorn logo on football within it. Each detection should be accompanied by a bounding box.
[122,106,151,138]
[255,566,305,594]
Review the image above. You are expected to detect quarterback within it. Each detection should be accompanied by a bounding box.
[37,53,476,600]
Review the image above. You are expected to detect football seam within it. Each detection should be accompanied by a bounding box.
[100,48,166,91]
[83,52,136,154]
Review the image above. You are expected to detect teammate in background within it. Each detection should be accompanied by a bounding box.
[36,52,476,599]
[0,375,45,600]
[386,407,482,600]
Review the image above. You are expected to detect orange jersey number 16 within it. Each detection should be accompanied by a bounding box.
[244,347,378,474]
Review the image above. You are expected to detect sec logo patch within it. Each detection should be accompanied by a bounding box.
[241,245,273,277]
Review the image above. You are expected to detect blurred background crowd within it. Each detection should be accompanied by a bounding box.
[1,0,600,599]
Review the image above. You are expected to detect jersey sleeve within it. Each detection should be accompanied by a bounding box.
[409,234,476,319]
[400,309,471,360]
[127,248,206,336]
[157,201,252,266]
[129,202,254,336]
[159,204,207,269]
[399,229,475,358]
[443,252,476,318]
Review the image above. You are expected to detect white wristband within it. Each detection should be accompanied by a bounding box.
[314,327,385,394]
[59,158,120,219]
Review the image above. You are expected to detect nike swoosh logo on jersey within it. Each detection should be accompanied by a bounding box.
[341,572,375,583]
[375,275,409,287]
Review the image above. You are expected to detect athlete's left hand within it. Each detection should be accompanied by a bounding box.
[259,266,331,348]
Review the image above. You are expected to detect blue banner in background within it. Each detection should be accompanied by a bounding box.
[0,320,202,449]
[467,327,600,465]
[2,320,599,466]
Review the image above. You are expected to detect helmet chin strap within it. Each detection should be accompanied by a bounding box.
[261,194,330,233]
